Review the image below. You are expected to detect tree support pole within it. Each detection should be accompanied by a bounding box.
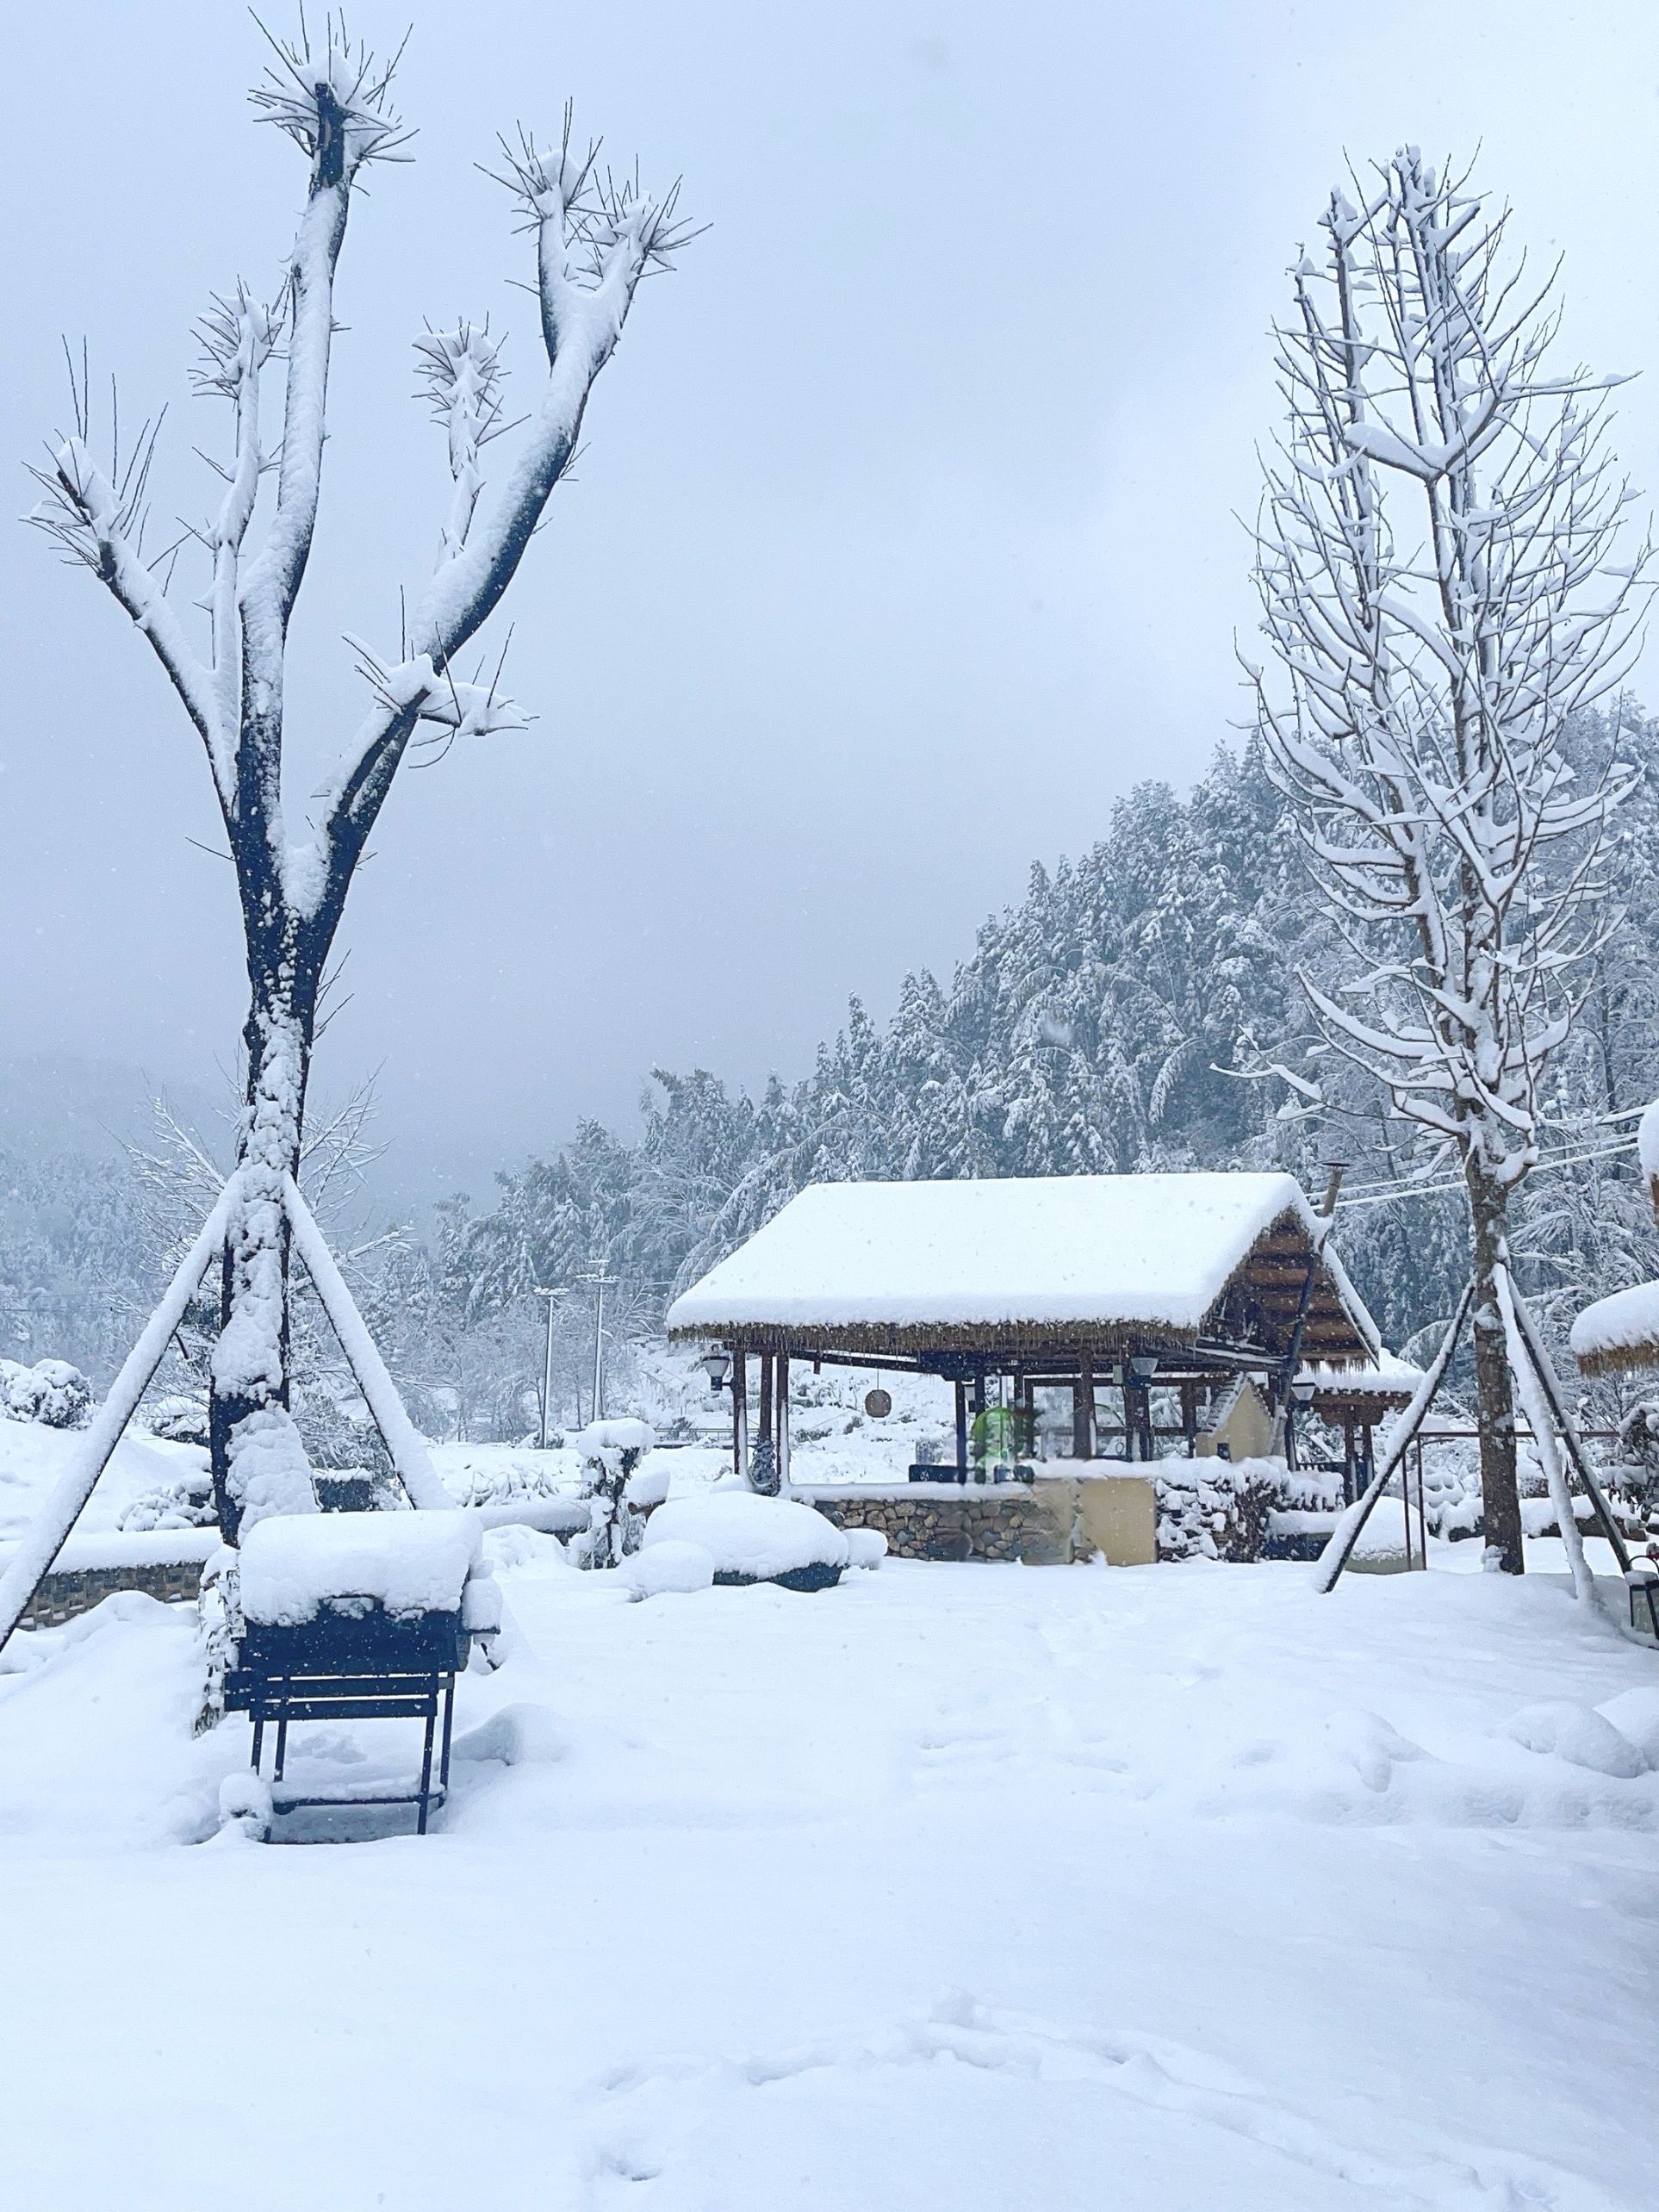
[0,1180,242,1656]
[1507,1288,1631,1572]
[1314,1281,1474,1594]
[281,1176,449,1510]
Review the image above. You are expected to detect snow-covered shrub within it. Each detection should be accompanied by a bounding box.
[196,1548,245,1733]
[1420,1451,1482,1541]
[644,1492,848,1588]
[1221,1458,1291,1563]
[748,1436,780,1495]
[143,1393,210,1448]
[0,1357,91,1429]
[574,1419,655,1571]
[1153,1457,1313,1563]
[120,1464,215,1532]
[1615,1400,1659,1520]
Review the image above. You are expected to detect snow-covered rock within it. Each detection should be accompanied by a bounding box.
[643,1493,848,1586]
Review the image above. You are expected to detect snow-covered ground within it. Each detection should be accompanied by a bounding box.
[1,1544,1655,2209]
[0,1419,209,1545]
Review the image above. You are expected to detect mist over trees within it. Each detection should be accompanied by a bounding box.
[9,710,1659,1446]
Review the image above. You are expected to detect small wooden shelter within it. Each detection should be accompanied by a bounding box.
[1570,1280,1659,1380]
[666,1171,1382,1483]
[1294,1351,1424,1501]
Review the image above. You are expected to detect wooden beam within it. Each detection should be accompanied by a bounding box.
[1073,1349,1095,1460]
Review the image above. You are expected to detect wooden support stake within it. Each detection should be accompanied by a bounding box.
[1314,1281,1474,1594]
[1508,1289,1631,1571]
[0,1179,241,1657]
[1073,1351,1095,1461]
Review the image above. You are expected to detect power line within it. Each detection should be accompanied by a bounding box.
[1335,1136,1639,1212]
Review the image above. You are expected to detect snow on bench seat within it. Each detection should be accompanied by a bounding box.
[239,1510,482,1627]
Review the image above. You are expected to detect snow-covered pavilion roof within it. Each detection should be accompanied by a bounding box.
[1296,1350,1424,1407]
[1570,1280,1659,1378]
[667,1172,1381,1362]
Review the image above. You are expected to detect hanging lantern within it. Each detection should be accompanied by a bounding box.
[864,1387,892,1419]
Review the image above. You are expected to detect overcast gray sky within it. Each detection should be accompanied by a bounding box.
[4,0,1658,1207]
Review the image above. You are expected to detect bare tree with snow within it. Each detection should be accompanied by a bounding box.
[30,22,693,1541]
[1250,149,1647,1574]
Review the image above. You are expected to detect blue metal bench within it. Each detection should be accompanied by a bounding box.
[225,1601,470,1835]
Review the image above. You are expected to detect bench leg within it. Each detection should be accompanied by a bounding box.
[438,1674,457,1791]
[251,1712,265,1774]
[417,1698,438,1836]
[274,1709,289,1783]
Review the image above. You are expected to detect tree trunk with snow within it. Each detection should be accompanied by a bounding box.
[31,26,693,1542]
[1467,1167,1523,1573]
[1250,150,1645,1575]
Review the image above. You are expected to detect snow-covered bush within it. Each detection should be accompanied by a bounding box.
[1153,1457,1326,1563]
[120,1465,215,1532]
[1220,1459,1290,1563]
[0,1358,91,1429]
[142,1393,210,1448]
[644,1492,848,1588]
[573,1419,655,1571]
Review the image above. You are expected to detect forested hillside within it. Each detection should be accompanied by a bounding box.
[445,708,1659,1389]
[9,711,1659,1435]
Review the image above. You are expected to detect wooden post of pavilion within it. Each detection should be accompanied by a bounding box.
[1073,1350,1095,1460]
[776,1352,792,1494]
[954,1381,969,1481]
[731,1343,749,1481]
[759,1351,774,1454]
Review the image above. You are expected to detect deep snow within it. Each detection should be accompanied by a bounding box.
[0,1545,1655,2210]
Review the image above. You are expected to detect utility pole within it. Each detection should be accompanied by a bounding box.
[577,1271,612,1425]
[532,1287,561,1450]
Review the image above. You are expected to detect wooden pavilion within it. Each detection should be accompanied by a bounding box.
[1294,1351,1424,1501]
[666,1171,1383,1485]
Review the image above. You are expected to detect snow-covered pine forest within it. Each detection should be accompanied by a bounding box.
[12,707,1659,1443]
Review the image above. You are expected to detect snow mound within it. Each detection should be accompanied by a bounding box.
[621,1539,715,1598]
[239,1509,482,1625]
[845,1527,887,1569]
[450,1703,566,1768]
[624,1457,674,1508]
[1597,1686,1659,1765]
[483,1525,570,1573]
[216,1771,275,1841]
[1499,1699,1648,1779]
[645,1493,849,1584]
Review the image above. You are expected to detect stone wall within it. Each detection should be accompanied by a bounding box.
[800,1476,1159,1565]
[19,1557,205,1631]
[805,1484,1070,1563]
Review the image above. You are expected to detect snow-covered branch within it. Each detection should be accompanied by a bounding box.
[305,110,695,919]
